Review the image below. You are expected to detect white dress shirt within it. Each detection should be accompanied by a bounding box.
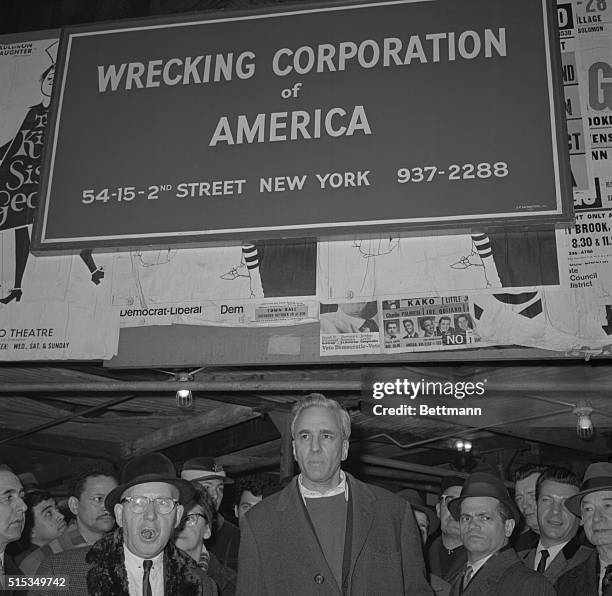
[534,541,567,571]
[123,546,164,596]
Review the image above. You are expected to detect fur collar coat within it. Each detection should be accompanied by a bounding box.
[85,528,212,596]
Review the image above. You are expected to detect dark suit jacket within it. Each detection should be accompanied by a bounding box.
[236,473,433,596]
[555,549,600,596]
[449,547,556,596]
[511,528,539,552]
[519,537,593,584]
[427,536,467,583]
[3,552,23,596]
[209,515,240,572]
[431,573,450,596]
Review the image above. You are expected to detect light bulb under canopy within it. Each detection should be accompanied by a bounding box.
[573,402,594,441]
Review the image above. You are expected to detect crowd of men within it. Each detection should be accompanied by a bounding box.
[1,394,611,595]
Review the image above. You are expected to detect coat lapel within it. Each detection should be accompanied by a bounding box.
[277,479,341,594]
[461,549,516,596]
[544,549,567,581]
[519,547,535,570]
[345,474,375,586]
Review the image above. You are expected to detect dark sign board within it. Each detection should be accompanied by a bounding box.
[34,0,571,251]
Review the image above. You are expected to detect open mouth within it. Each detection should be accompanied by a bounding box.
[140,528,159,541]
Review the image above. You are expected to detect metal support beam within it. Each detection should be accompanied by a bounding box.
[359,455,468,479]
[0,394,137,445]
[0,381,362,393]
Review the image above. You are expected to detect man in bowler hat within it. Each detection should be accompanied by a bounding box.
[33,452,216,596]
[556,462,612,595]
[447,471,555,595]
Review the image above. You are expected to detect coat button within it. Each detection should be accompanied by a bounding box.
[314,574,325,584]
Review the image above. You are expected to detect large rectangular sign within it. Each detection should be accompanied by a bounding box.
[34,0,572,250]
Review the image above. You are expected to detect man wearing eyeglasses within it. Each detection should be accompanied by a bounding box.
[180,457,239,572]
[32,452,216,595]
[0,464,27,595]
[175,484,236,596]
[446,472,555,596]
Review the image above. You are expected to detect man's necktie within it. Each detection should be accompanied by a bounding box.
[602,564,612,594]
[536,549,549,573]
[142,559,153,596]
[462,565,474,592]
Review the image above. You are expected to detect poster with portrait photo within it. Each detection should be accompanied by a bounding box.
[381,296,491,353]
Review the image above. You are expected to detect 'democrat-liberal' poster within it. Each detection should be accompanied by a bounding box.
[0,33,119,360]
[109,240,318,328]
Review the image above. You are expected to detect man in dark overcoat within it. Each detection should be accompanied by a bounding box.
[447,472,556,596]
[236,393,432,596]
[556,462,612,596]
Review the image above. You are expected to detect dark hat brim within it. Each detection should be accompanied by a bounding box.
[105,474,195,513]
[186,473,234,485]
[411,503,440,535]
[448,481,521,523]
[565,482,612,517]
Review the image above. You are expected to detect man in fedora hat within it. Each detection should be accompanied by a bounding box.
[398,488,450,596]
[181,457,239,572]
[556,462,612,595]
[518,466,592,584]
[447,471,555,596]
[33,452,216,596]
